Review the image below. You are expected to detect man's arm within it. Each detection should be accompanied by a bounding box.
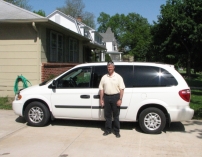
[100,90,104,107]
[119,89,124,100]
[117,89,124,106]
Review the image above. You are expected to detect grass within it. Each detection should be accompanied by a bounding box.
[0,97,13,110]
[183,72,202,119]
[190,90,202,119]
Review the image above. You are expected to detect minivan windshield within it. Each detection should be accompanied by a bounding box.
[57,67,91,88]
[39,77,56,86]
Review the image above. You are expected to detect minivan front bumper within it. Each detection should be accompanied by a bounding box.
[12,100,24,117]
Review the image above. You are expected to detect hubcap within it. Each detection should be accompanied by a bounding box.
[28,107,44,123]
[144,112,161,131]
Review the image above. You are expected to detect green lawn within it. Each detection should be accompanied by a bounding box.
[183,72,202,119]
[190,90,202,119]
[0,97,13,110]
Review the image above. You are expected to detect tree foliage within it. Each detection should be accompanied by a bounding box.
[97,12,111,33]
[33,10,46,17]
[97,12,152,61]
[57,0,96,28]
[4,0,32,11]
[151,0,202,76]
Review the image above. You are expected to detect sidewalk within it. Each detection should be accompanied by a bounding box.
[0,110,202,157]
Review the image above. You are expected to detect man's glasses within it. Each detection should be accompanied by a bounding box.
[107,61,114,65]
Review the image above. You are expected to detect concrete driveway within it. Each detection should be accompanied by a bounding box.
[0,110,202,157]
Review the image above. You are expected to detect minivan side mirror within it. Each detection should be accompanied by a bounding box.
[48,80,57,89]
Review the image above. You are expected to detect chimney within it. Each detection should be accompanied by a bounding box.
[77,16,82,22]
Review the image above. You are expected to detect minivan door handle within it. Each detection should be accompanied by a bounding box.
[93,95,100,99]
[80,95,90,99]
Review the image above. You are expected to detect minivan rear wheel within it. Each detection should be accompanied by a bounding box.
[139,107,166,134]
[24,101,50,127]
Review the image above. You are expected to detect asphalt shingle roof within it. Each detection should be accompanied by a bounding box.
[100,27,118,46]
[0,0,47,21]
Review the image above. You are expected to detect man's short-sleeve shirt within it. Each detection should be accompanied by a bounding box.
[99,72,125,95]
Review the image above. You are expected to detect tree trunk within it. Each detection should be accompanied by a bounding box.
[186,51,191,78]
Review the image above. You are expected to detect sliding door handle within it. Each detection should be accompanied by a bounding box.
[93,95,100,99]
[80,95,90,99]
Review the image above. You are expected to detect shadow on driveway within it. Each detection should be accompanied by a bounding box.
[15,117,202,138]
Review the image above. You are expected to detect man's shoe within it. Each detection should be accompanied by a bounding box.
[115,132,121,138]
[103,131,111,136]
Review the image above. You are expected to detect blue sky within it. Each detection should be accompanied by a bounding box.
[29,0,167,25]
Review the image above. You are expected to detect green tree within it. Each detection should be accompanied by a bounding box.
[4,0,32,11]
[151,0,202,77]
[97,12,111,33]
[33,10,46,17]
[97,13,152,61]
[57,0,96,29]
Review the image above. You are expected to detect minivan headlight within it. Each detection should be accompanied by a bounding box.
[16,94,22,100]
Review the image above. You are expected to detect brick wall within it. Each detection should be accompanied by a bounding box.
[41,63,79,82]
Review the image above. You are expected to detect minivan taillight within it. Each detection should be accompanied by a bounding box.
[179,89,191,102]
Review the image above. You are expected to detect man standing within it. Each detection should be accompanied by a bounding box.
[99,61,125,138]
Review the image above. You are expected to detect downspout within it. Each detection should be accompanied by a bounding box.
[32,22,38,32]
[32,22,41,84]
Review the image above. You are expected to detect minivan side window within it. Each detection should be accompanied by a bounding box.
[92,66,106,88]
[133,66,178,87]
[92,65,134,88]
[114,66,134,87]
[57,67,92,88]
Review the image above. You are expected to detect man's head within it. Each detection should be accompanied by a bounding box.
[107,61,115,75]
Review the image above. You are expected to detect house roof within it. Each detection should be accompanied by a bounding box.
[47,10,106,50]
[47,10,82,34]
[0,0,89,41]
[0,0,48,22]
[100,27,116,42]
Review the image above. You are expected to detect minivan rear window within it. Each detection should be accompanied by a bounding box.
[133,66,178,87]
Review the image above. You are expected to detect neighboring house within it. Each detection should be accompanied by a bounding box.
[47,10,106,62]
[0,0,106,97]
[100,27,123,61]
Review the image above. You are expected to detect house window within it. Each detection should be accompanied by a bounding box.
[114,45,117,51]
[95,34,102,44]
[50,31,63,62]
[84,29,89,38]
[68,38,79,62]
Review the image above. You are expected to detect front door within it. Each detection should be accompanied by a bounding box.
[50,67,92,119]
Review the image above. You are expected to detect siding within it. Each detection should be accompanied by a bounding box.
[0,23,41,97]
[40,26,47,63]
[106,42,113,51]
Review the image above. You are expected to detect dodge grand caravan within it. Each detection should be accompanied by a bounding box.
[12,62,194,134]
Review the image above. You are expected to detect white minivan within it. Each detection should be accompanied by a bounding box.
[12,62,194,134]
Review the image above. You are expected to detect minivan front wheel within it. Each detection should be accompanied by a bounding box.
[139,107,166,134]
[24,101,50,127]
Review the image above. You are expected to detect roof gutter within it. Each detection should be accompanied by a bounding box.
[0,18,49,23]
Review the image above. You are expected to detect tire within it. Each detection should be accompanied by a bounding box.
[24,101,50,127]
[139,107,166,134]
